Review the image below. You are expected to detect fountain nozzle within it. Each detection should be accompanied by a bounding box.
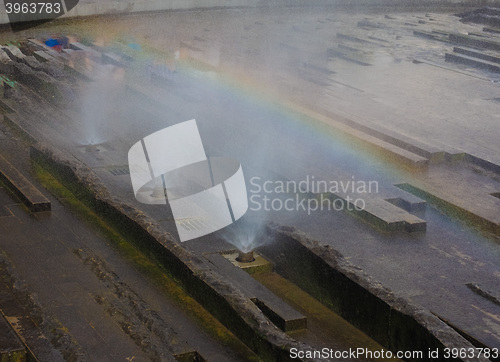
[236,251,255,263]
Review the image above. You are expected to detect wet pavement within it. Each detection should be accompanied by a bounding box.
[0,128,256,360]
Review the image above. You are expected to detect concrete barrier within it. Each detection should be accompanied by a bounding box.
[260,224,489,362]
[0,153,50,212]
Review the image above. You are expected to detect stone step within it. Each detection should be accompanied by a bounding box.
[332,193,426,233]
[327,47,372,66]
[449,32,500,51]
[397,183,500,236]
[413,29,447,41]
[336,32,383,47]
[445,52,500,73]
[452,46,500,64]
[384,186,427,213]
[483,27,500,34]
[0,154,50,212]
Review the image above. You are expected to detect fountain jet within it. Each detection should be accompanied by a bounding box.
[236,250,255,263]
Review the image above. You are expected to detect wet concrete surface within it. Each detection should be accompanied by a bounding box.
[0,130,257,360]
[0,4,500,359]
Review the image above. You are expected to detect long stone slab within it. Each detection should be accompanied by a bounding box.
[0,154,50,212]
[384,186,427,213]
[327,47,372,66]
[204,252,307,332]
[449,32,500,51]
[33,50,62,64]
[452,46,500,64]
[413,29,447,41]
[332,192,426,232]
[445,52,500,73]
[396,182,500,236]
[483,27,500,34]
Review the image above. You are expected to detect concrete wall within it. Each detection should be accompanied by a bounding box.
[260,224,487,362]
[2,0,500,26]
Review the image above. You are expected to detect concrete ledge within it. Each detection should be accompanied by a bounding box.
[204,252,307,332]
[28,143,315,362]
[260,224,489,362]
[445,52,500,72]
[0,154,50,212]
[356,196,426,232]
[449,32,500,51]
[453,46,500,64]
[396,183,500,236]
[327,192,427,233]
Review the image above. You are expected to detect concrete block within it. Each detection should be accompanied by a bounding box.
[204,252,307,332]
[332,193,427,233]
[449,33,500,51]
[453,47,500,64]
[327,47,372,66]
[445,52,500,72]
[483,27,500,34]
[413,30,446,41]
[0,155,51,212]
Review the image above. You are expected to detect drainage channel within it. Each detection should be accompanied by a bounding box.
[207,249,400,361]
[253,270,400,362]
